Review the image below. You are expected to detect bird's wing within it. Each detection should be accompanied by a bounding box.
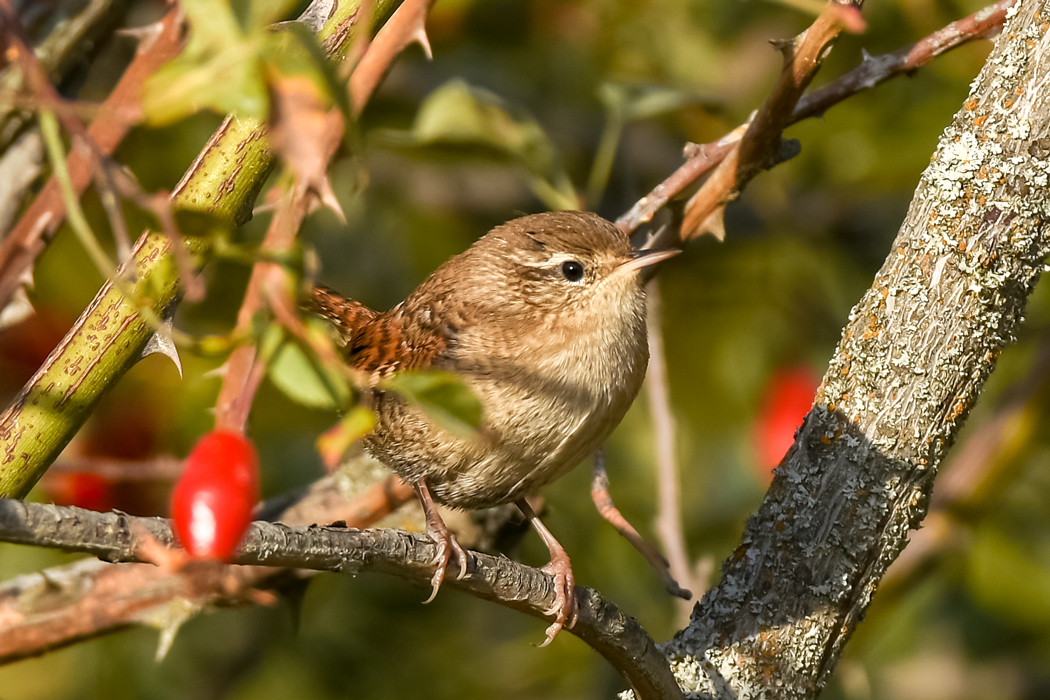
[348,302,454,379]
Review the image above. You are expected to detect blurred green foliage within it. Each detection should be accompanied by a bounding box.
[5,0,1050,698]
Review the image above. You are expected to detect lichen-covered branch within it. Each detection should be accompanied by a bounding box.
[0,464,415,663]
[662,1,1050,697]
[0,498,683,700]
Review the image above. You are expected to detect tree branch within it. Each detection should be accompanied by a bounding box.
[0,465,414,663]
[617,0,1015,236]
[661,0,1050,696]
[0,498,683,700]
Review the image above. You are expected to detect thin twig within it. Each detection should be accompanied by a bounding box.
[616,0,1013,235]
[677,0,859,241]
[348,0,434,116]
[644,281,696,620]
[0,8,184,312]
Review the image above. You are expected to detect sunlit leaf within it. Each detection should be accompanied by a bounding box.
[269,340,351,410]
[142,0,267,124]
[383,370,483,437]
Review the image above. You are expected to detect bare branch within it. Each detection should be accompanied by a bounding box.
[0,468,414,663]
[616,0,1013,235]
[0,498,683,700]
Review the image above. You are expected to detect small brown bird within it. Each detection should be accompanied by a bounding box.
[309,210,679,642]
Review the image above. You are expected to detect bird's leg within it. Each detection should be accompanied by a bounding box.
[516,498,577,646]
[413,479,469,603]
[590,450,692,600]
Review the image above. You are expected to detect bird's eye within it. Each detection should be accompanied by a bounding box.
[561,260,584,282]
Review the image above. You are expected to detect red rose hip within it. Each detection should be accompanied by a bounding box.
[171,430,260,560]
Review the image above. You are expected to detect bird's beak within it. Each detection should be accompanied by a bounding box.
[614,248,681,277]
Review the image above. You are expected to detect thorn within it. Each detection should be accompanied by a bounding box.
[202,362,229,380]
[696,205,726,242]
[115,21,163,46]
[141,305,183,377]
[317,175,346,223]
[0,285,34,331]
[769,37,795,55]
[148,598,201,662]
[411,25,433,60]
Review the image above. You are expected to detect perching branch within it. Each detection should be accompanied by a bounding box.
[661,1,1050,697]
[0,498,683,700]
[0,466,416,664]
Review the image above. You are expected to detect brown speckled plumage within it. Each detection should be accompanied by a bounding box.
[312,211,654,509]
[307,211,676,640]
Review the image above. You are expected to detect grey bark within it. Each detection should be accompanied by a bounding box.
[0,499,683,700]
[661,1,1050,697]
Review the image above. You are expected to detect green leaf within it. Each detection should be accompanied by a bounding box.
[383,370,483,437]
[378,79,578,210]
[142,0,268,125]
[269,339,351,410]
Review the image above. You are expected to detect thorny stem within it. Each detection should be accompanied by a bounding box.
[0,0,399,498]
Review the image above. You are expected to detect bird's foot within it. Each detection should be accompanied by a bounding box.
[516,497,578,646]
[422,523,468,604]
[414,480,469,603]
[539,548,577,646]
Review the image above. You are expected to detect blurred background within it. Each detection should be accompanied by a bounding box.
[2,0,1048,698]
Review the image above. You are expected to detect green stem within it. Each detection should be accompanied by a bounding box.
[0,0,400,498]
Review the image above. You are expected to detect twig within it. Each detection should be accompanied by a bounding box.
[48,454,183,481]
[0,498,684,700]
[793,0,1015,121]
[616,0,1013,235]
[590,451,691,600]
[348,0,434,115]
[0,0,129,150]
[644,280,696,620]
[677,0,859,241]
[0,8,184,313]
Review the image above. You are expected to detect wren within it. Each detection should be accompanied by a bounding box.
[308,210,679,642]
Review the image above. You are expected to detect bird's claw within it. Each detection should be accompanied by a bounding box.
[423,529,469,604]
[538,556,577,646]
